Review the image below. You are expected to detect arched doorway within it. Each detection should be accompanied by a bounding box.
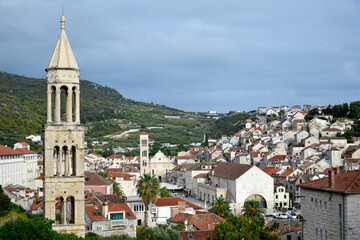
[244,194,267,208]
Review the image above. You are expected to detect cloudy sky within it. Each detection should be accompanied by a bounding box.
[0,0,359,112]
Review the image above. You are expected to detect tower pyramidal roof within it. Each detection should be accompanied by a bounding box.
[47,15,79,70]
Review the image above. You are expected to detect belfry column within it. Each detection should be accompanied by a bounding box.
[66,88,73,122]
[47,90,52,122]
[75,89,80,123]
[54,88,61,123]
[62,199,67,224]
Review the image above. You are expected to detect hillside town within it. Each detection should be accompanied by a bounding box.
[1,100,360,239]
[0,10,359,240]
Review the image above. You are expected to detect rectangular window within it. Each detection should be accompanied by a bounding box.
[339,222,343,240]
[110,212,124,220]
[321,229,323,240]
[284,195,287,199]
[315,199,318,207]
[276,195,278,199]
[325,230,327,240]
[339,204,342,219]
[324,201,327,209]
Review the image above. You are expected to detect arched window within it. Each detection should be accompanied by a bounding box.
[66,196,75,224]
[71,146,76,176]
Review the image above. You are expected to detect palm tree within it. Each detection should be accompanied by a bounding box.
[159,187,172,198]
[209,197,231,218]
[241,200,265,221]
[112,181,125,198]
[136,174,160,227]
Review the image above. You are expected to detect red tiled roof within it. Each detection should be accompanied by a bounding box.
[85,172,113,186]
[177,156,198,160]
[108,172,134,181]
[268,155,290,161]
[140,132,148,135]
[345,159,360,163]
[194,173,209,178]
[262,167,281,176]
[0,145,21,156]
[15,148,36,154]
[96,194,125,204]
[106,154,125,159]
[85,203,136,221]
[280,168,298,177]
[298,170,360,193]
[31,199,43,210]
[17,142,30,145]
[155,197,202,210]
[169,212,225,230]
[212,162,253,180]
[85,205,106,221]
[108,203,136,218]
[179,230,217,240]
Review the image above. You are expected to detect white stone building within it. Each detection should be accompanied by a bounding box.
[197,162,274,213]
[0,145,38,188]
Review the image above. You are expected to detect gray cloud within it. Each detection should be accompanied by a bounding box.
[0,0,359,112]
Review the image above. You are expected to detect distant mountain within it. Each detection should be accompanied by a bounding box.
[0,71,213,147]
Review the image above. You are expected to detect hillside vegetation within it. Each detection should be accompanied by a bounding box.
[0,72,217,147]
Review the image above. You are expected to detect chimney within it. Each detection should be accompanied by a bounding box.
[178,201,186,213]
[102,201,109,219]
[328,169,335,188]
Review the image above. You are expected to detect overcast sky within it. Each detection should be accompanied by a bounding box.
[0,0,359,112]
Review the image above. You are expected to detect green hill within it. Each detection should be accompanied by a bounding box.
[0,71,214,147]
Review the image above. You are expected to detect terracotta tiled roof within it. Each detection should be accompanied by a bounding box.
[17,142,30,145]
[179,230,217,240]
[322,128,341,132]
[96,194,125,204]
[85,203,136,221]
[155,197,202,210]
[106,154,125,159]
[268,155,290,161]
[280,168,298,177]
[85,172,112,186]
[262,167,281,176]
[140,132,148,135]
[85,205,106,221]
[169,212,225,230]
[108,203,136,218]
[212,162,252,180]
[194,173,209,178]
[0,145,21,156]
[298,170,360,193]
[108,172,134,181]
[31,199,43,210]
[345,158,360,163]
[15,148,36,154]
[177,156,198,160]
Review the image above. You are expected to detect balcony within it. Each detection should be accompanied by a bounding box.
[111,219,128,228]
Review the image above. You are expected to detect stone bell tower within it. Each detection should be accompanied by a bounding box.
[140,132,150,175]
[43,15,85,237]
